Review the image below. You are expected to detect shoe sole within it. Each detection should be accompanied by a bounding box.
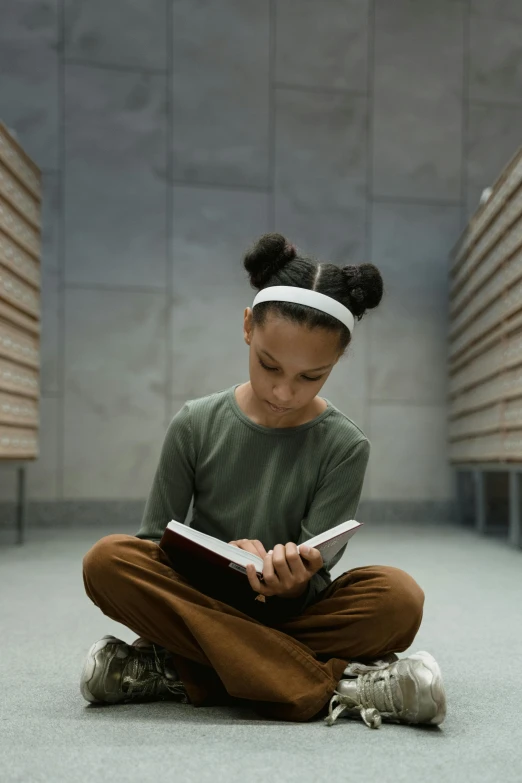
[408,650,447,725]
[80,635,125,704]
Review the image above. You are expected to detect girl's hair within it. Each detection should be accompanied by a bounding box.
[243,233,384,356]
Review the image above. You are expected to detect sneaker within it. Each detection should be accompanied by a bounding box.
[130,636,157,650]
[80,635,188,705]
[325,650,446,728]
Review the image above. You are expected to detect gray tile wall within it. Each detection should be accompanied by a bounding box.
[1,0,521,521]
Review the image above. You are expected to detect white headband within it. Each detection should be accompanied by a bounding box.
[252,286,355,335]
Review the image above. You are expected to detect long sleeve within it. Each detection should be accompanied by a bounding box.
[136,403,196,542]
[274,438,371,616]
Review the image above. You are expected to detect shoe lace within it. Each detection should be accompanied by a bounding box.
[122,644,188,702]
[325,658,398,729]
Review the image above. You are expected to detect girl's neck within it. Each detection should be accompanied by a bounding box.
[235,382,327,428]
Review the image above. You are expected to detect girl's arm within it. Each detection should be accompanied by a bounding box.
[135,403,196,543]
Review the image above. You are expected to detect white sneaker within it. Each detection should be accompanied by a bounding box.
[325,651,447,728]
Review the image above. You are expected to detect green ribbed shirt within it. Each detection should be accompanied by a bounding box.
[136,383,370,614]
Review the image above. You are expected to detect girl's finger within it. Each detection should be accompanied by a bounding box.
[246,563,263,592]
[246,564,275,597]
[285,542,307,577]
[230,539,268,559]
[261,550,279,587]
[251,539,268,559]
[271,543,291,581]
[298,546,323,572]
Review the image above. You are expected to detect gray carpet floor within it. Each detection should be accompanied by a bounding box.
[1,520,521,783]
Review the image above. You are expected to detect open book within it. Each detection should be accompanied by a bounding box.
[159,519,363,585]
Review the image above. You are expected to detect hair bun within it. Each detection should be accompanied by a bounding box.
[285,242,297,260]
[342,262,383,314]
[243,233,297,290]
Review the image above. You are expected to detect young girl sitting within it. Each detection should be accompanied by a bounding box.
[80,233,446,729]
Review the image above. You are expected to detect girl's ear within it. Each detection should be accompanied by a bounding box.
[243,308,253,345]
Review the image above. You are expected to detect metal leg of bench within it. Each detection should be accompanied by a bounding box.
[16,465,26,546]
[474,469,486,534]
[455,470,469,527]
[509,471,522,549]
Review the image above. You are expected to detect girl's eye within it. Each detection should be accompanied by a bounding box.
[258,359,322,382]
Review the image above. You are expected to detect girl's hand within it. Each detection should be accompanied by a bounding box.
[228,539,268,559]
[245,543,323,599]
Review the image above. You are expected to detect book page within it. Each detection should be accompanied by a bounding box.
[301,519,360,550]
[298,520,361,562]
[167,521,264,569]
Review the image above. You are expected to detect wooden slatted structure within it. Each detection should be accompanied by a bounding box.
[449,148,522,464]
[0,123,41,463]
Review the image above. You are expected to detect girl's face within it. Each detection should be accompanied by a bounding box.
[243,308,342,421]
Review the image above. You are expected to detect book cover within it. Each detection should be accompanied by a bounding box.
[159,525,262,605]
[159,518,362,605]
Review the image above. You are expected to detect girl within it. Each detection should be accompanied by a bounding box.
[80,233,446,729]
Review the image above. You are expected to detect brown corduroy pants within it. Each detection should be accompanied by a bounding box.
[82,534,425,722]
